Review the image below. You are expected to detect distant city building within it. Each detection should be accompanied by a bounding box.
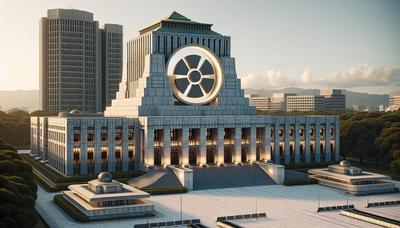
[352,104,367,112]
[388,91,400,111]
[270,93,295,111]
[309,160,396,195]
[379,104,386,112]
[40,9,122,113]
[320,89,346,111]
[246,94,271,111]
[286,95,325,112]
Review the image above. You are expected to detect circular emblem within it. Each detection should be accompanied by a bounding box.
[167,45,223,105]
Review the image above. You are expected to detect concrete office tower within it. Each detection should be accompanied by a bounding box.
[39,9,122,113]
[101,24,123,110]
[286,95,325,112]
[320,89,346,111]
[246,94,271,111]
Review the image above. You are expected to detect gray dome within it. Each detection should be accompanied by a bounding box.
[58,112,67,117]
[69,109,80,114]
[339,160,351,167]
[98,172,112,182]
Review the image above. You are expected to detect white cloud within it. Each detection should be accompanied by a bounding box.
[241,64,400,90]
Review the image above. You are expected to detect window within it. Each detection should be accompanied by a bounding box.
[101,130,108,141]
[73,147,80,164]
[73,131,80,142]
[128,146,134,161]
[115,148,121,160]
[87,132,94,142]
[128,129,134,141]
[101,147,107,161]
[115,128,122,141]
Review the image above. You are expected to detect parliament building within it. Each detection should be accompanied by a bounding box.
[31,12,340,176]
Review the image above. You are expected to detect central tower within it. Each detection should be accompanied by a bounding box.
[105,11,255,117]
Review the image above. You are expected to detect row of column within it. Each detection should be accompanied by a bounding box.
[145,123,339,167]
[274,122,338,164]
[66,122,134,176]
[145,126,268,166]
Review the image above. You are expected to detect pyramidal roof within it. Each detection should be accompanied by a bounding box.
[139,11,216,35]
[165,11,191,21]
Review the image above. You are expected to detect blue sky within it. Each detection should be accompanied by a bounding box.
[0,0,399,94]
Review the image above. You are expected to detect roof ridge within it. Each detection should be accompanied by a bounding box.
[165,11,191,21]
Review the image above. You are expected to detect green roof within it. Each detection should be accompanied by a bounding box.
[139,11,216,35]
[165,11,191,21]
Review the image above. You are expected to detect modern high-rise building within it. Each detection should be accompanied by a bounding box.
[286,95,325,112]
[320,89,346,111]
[101,24,123,110]
[39,9,122,113]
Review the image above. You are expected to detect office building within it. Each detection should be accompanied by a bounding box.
[352,104,366,112]
[388,91,400,111]
[31,12,340,176]
[39,9,122,113]
[320,89,346,111]
[286,95,325,112]
[246,94,271,111]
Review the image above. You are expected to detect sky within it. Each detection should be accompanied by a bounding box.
[0,0,399,94]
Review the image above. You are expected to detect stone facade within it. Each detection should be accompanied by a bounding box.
[31,12,340,176]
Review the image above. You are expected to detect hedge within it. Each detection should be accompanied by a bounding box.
[141,185,187,195]
[283,178,318,186]
[53,194,89,222]
[21,154,144,192]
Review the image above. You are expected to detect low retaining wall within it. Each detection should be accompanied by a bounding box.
[255,162,285,185]
[169,166,193,191]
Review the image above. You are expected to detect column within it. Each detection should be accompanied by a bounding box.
[94,122,101,173]
[80,121,88,175]
[181,128,189,165]
[108,122,115,171]
[325,123,331,162]
[315,124,321,162]
[335,121,340,161]
[249,126,256,162]
[122,121,129,171]
[262,126,272,161]
[234,127,242,163]
[162,128,171,166]
[305,122,311,163]
[274,125,280,164]
[66,125,74,176]
[284,123,290,164]
[145,127,154,166]
[199,127,207,164]
[294,124,300,163]
[217,127,224,164]
[134,123,142,170]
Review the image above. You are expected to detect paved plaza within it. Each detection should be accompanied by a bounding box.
[36,181,400,228]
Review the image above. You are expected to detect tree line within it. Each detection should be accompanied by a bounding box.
[0,110,57,148]
[340,110,400,172]
[0,139,38,227]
